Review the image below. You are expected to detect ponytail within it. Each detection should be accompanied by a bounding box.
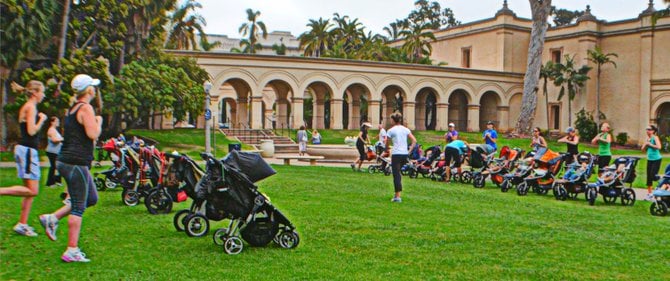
[11,81,44,97]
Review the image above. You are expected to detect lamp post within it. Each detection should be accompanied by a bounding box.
[203,81,212,154]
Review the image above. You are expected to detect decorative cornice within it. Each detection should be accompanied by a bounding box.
[577,5,598,23]
[495,0,516,17]
[640,0,656,16]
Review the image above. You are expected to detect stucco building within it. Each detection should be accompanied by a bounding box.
[172,1,669,144]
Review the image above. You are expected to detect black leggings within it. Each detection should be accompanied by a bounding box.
[598,155,611,173]
[391,155,408,193]
[647,159,662,186]
[46,152,61,186]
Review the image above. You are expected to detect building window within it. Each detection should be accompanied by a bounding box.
[551,49,562,63]
[461,47,471,68]
[551,105,561,130]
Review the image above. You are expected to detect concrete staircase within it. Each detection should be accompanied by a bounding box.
[221,129,298,154]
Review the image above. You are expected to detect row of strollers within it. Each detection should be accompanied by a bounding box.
[93,137,300,255]
[366,142,669,216]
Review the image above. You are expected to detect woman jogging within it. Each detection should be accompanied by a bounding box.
[39,74,103,262]
[385,112,417,203]
[0,81,47,237]
[641,125,662,201]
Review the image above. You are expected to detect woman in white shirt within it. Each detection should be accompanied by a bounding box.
[385,112,417,203]
[46,117,64,187]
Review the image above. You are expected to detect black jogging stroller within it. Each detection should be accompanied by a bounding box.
[176,150,299,254]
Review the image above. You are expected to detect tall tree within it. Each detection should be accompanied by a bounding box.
[165,0,208,50]
[551,6,584,26]
[0,0,57,148]
[587,46,617,126]
[298,17,333,57]
[516,0,553,134]
[238,9,267,54]
[553,54,592,126]
[383,21,403,41]
[399,22,436,64]
[407,0,460,29]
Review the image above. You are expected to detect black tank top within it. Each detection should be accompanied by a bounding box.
[19,114,39,149]
[567,136,579,154]
[58,102,94,166]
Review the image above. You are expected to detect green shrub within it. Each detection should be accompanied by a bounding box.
[616,132,629,146]
[574,109,598,141]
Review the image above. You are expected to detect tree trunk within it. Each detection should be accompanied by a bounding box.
[1,79,7,150]
[568,98,572,126]
[595,66,601,126]
[58,0,72,62]
[516,0,552,134]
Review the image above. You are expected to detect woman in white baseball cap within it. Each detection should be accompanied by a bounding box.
[39,74,103,262]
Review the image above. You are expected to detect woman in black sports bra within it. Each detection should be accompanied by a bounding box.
[0,81,47,237]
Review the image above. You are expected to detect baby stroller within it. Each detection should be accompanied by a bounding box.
[93,138,133,191]
[586,156,639,206]
[408,145,441,178]
[473,146,523,189]
[552,152,595,201]
[500,151,535,193]
[145,153,204,214]
[367,143,391,175]
[465,148,492,187]
[177,151,299,254]
[120,145,166,206]
[516,149,564,196]
[650,163,670,216]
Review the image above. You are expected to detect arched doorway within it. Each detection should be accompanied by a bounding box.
[381,85,406,127]
[261,80,294,129]
[415,88,438,130]
[343,83,371,129]
[218,79,253,129]
[657,102,670,136]
[303,82,332,129]
[479,91,501,130]
[448,90,469,131]
[219,98,237,128]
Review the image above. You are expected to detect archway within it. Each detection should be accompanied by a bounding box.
[657,102,670,136]
[448,90,469,131]
[303,82,332,129]
[381,85,406,127]
[218,98,237,128]
[415,87,438,130]
[479,91,501,130]
[342,83,371,129]
[218,78,253,129]
[261,80,294,129]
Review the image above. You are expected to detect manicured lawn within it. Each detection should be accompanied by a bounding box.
[126,129,254,159]
[1,165,669,280]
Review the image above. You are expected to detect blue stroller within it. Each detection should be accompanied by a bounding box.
[553,152,595,201]
[650,163,670,216]
[586,157,639,206]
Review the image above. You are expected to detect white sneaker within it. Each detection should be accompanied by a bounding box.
[61,248,90,263]
[13,223,38,237]
[39,214,58,241]
[391,197,402,203]
[644,193,654,201]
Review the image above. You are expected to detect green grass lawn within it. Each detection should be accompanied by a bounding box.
[1,165,669,280]
[125,129,255,159]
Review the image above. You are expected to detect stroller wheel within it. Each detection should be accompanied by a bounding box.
[620,188,636,206]
[173,210,191,232]
[500,180,509,193]
[367,166,377,174]
[278,231,300,249]
[384,166,391,176]
[105,177,118,189]
[213,228,229,246]
[122,189,140,206]
[603,193,617,204]
[650,201,668,216]
[461,171,472,184]
[473,175,485,188]
[185,213,210,237]
[554,184,568,201]
[223,236,244,255]
[586,187,597,206]
[145,188,173,215]
[95,177,106,191]
[517,182,528,196]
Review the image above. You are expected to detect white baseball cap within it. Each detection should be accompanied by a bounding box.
[448,123,455,127]
[71,74,100,92]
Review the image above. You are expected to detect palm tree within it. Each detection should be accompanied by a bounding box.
[383,22,404,41]
[298,18,333,57]
[238,9,267,54]
[331,13,364,54]
[165,0,207,50]
[399,22,436,63]
[553,54,592,126]
[271,42,287,55]
[539,61,557,128]
[587,46,617,126]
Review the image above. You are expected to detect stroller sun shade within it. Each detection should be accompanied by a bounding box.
[223,150,276,183]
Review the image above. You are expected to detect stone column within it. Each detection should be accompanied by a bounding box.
[315,99,325,129]
[277,100,288,129]
[250,96,263,129]
[350,99,360,130]
[467,104,481,132]
[264,109,274,129]
[436,103,449,130]
[330,99,343,129]
[497,106,510,132]
[415,100,426,130]
[403,102,416,130]
[209,95,220,129]
[236,98,249,128]
[291,97,304,129]
[368,100,381,126]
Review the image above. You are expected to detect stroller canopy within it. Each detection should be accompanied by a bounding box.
[223,150,276,183]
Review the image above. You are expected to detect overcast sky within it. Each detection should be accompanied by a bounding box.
[196,0,662,38]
